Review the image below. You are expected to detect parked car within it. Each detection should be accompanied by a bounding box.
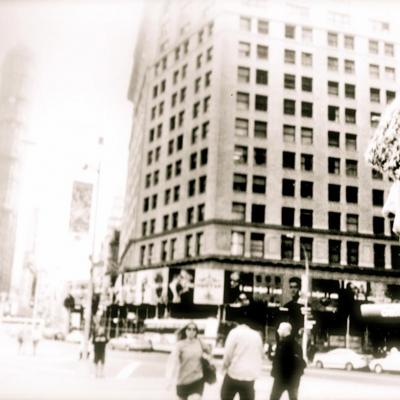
[313,348,370,371]
[65,330,84,344]
[109,333,152,351]
[369,348,400,374]
[42,327,65,341]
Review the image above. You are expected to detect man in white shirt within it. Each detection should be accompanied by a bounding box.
[221,306,264,400]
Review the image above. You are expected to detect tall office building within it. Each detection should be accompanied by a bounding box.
[0,46,34,297]
[120,0,400,340]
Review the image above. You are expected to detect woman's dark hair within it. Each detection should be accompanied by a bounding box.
[176,322,199,341]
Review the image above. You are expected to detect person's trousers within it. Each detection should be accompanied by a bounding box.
[220,374,255,400]
[269,377,300,400]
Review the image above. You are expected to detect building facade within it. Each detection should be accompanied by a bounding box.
[119,0,400,344]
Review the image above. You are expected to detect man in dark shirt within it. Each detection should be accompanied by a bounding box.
[269,322,306,400]
[283,277,303,337]
[92,327,108,378]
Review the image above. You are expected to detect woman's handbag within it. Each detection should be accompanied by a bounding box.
[201,356,217,384]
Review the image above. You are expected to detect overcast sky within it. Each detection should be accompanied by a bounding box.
[0,0,144,283]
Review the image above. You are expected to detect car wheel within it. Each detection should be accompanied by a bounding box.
[374,364,383,374]
[316,360,323,369]
[345,363,353,371]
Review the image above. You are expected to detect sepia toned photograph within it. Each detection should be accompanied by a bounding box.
[1,0,400,399]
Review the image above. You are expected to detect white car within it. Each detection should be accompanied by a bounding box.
[313,348,370,371]
[369,348,400,373]
[109,333,152,352]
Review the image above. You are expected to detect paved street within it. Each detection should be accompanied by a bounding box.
[1,333,400,400]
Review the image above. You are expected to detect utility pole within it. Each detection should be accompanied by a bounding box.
[300,243,310,363]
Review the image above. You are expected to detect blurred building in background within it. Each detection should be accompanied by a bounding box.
[118,0,400,348]
[0,46,34,312]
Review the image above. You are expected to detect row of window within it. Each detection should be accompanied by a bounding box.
[154,21,213,77]
[239,16,395,58]
[234,145,267,166]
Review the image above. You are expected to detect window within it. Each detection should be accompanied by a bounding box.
[258,19,269,34]
[285,24,295,38]
[203,96,210,113]
[282,207,295,226]
[164,189,171,205]
[235,118,248,137]
[345,133,357,151]
[180,87,186,102]
[250,232,264,257]
[284,99,295,115]
[142,221,147,237]
[369,39,379,54]
[346,213,359,232]
[391,246,400,269]
[238,66,250,83]
[370,88,380,103]
[327,57,338,71]
[328,81,339,96]
[233,173,247,192]
[373,216,385,235]
[281,235,294,260]
[347,241,359,266]
[345,108,356,124]
[240,16,251,31]
[328,184,340,202]
[369,64,379,79]
[328,157,340,174]
[145,173,151,188]
[232,202,246,221]
[284,49,295,64]
[194,77,201,93]
[206,47,213,62]
[329,240,341,264]
[151,194,157,209]
[190,152,197,170]
[301,127,313,144]
[385,67,396,81]
[239,41,251,57]
[251,204,265,223]
[231,231,245,255]
[255,95,268,111]
[193,102,200,118]
[140,246,145,265]
[387,90,396,103]
[163,215,169,231]
[175,160,182,176]
[372,189,384,206]
[254,121,267,138]
[155,146,161,160]
[328,106,340,122]
[374,244,386,269]
[256,69,268,85]
[234,145,248,164]
[385,42,394,56]
[345,84,355,99]
[173,185,180,201]
[170,238,176,261]
[300,209,313,228]
[284,74,296,89]
[153,170,159,185]
[346,186,358,203]
[372,169,383,180]
[282,179,295,196]
[185,234,194,258]
[254,148,267,166]
[257,45,268,59]
[195,232,204,255]
[252,175,266,194]
[283,151,295,169]
[283,125,295,143]
[159,101,164,116]
[301,154,313,171]
[191,127,198,144]
[344,59,355,74]
[188,179,196,196]
[237,92,249,110]
[169,116,176,131]
[346,159,358,177]
[302,77,312,92]
[328,130,340,147]
[329,212,341,230]
[301,52,312,67]
[327,32,338,47]
[186,207,194,225]
[172,212,179,228]
[196,54,202,69]
[300,237,313,262]
[301,101,313,117]
[301,181,313,198]
[199,175,206,193]
[344,35,354,49]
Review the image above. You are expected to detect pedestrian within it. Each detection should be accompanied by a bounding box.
[92,326,108,378]
[283,277,303,337]
[17,327,25,354]
[31,324,42,356]
[220,306,264,400]
[167,321,210,400]
[269,322,306,400]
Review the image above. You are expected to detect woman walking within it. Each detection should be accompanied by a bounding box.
[167,322,210,400]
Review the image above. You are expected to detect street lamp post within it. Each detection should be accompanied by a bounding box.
[300,244,310,363]
[82,139,103,359]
